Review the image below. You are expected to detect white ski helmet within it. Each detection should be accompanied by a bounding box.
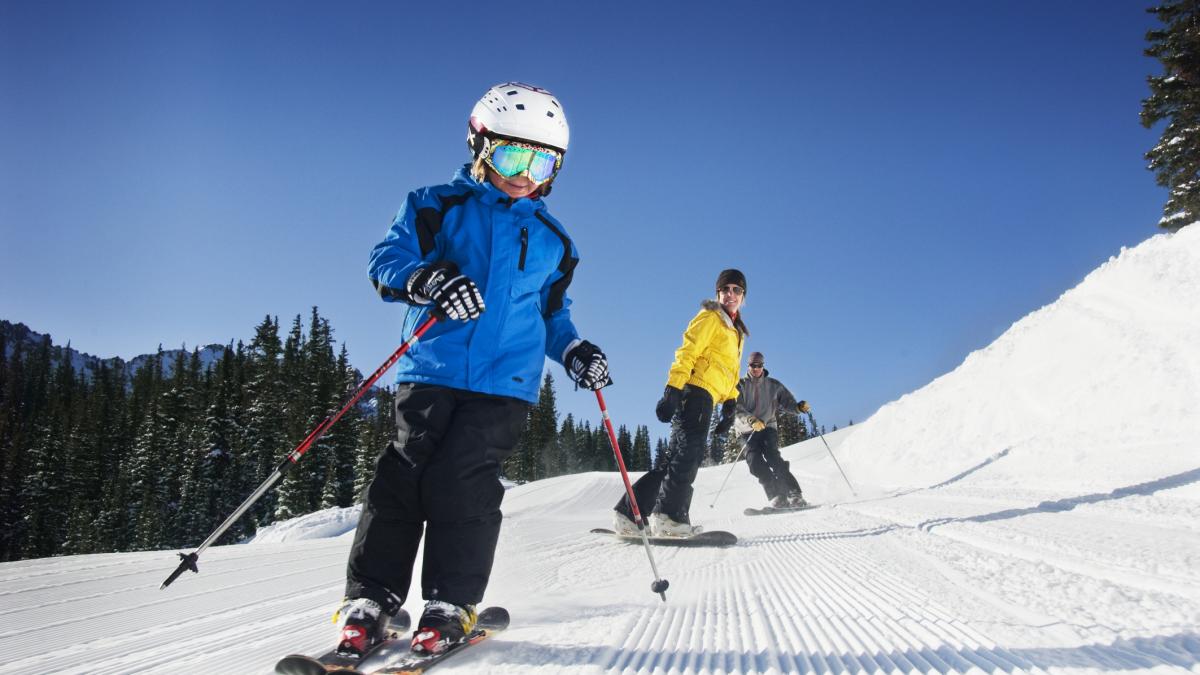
[467,82,570,158]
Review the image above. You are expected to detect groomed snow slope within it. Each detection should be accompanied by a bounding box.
[1,227,1198,674]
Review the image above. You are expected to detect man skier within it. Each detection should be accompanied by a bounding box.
[734,351,810,508]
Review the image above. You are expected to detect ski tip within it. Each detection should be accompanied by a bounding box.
[478,605,510,630]
[274,654,332,675]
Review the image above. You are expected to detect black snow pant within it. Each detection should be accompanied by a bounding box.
[615,384,713,524]
[345,383,527,615]
[744,427,802,501]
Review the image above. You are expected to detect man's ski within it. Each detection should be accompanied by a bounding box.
[590,527,737,547]
[359,606,510,674]
[274,610,411,675]
[743,504,819,516]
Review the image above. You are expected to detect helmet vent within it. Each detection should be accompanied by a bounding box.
[506,90,518,95]
[546,111,554,117]
[515,104,525,110]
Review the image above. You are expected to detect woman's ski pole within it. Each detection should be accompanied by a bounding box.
[594,389,670,601]
[160,316,438,590]
[710,431,755,508]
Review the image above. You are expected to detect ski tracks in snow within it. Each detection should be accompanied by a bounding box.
[595,512,1050,675]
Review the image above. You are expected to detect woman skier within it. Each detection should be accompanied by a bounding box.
[613,269,748,536]
[338,82,610,658]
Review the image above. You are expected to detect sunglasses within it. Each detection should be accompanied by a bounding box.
[718,285,745,296]
[485,141,562,184]
[749,363,764,369]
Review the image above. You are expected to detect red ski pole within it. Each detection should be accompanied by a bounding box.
[595,390,670,601]
[161,316,438,590]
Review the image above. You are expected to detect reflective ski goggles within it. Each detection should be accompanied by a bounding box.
[484,141,562,184]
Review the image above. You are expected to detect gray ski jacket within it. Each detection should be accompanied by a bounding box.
[734,369,799,432]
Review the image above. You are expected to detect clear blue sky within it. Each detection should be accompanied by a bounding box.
[1,1,1166,439]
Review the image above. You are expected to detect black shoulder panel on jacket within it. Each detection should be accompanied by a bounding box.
[535,212,577,317]
[414,191,473,257]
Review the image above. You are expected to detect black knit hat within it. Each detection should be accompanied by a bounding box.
[716,268,747,293]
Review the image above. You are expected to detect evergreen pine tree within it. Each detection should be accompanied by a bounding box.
[659,415,684,471]
[354,385,394,501]
[530,372,559,480]
[1141,0,1200,230]
[244,316,286,531]
[706,405,730,466]
[128,350,173,551]
[616,425,633,474]
[0,336,49,560]
[631,425,652,472]
[176,343,240,546]
[322,344,360,508]
[558,413,579,474]
[777,406,807,447]
[63,359,125,555]
[805,411,821,440]
[578,421,603,472]
[19,343,77,558]
[276,309,336,520]
[653,438,669,470]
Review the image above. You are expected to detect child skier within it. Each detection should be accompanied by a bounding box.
[339,82,610,658]
[734,351,811,508]
[613,269,748,536]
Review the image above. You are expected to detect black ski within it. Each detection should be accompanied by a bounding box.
[743,504,819,516]
[274,609,411,675]
[360,606,510,674]
[590,527,737,547]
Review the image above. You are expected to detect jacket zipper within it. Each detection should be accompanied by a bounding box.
[519,227,528,271]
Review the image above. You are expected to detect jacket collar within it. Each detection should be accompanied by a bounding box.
[701,299,737,330]
[452,164,542,217]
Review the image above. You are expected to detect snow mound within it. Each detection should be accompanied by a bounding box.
[840,226,1200,492]
[247,504,362,544]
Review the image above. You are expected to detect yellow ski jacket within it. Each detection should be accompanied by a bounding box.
[666,299,747,404]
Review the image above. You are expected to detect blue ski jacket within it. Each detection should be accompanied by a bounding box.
[368,166,581,403]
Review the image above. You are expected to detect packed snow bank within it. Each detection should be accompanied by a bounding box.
[247,478,522,544]
[248,505,362,544]
[840,226,1200,492]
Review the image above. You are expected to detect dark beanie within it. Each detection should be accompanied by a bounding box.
[716,268,747,293]
[748,351,765,365]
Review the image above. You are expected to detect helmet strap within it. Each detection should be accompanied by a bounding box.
[467,120,491,159]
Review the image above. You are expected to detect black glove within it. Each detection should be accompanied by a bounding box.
[797,400,811,414]
[406,262,485,321]
[655,386,682,423]
[713,399,736,435]
[564,340,611,390]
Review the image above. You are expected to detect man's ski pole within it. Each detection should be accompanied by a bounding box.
[710,431,755,508]
[160,316,438,590]
[594,389,670,602]
[816,429,856,496]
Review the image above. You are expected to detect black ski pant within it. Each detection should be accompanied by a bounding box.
[744,427,802,500]
[615,384,713,524]
[346,383,527,615]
